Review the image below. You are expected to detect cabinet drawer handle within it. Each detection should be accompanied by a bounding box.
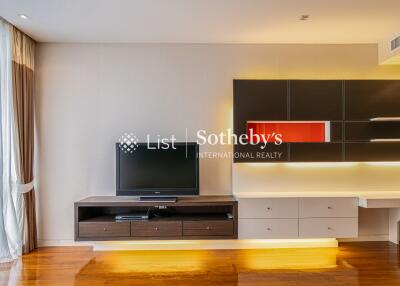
[103,227,107,231]
[267,227,272,231]
[327,206,332,209]
[154,227,159,231]
[266,207,271,211]
[206,226,211,230]
[328,227,332,230]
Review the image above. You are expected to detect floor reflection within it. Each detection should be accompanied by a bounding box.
[0,260,21,286]
[1,242,400,286]
[73,247,349,286]
[74,250,238,286]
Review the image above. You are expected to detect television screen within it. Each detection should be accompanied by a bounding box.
[116,142,199,196]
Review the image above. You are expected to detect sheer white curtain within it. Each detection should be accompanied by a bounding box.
[0,18,22,263]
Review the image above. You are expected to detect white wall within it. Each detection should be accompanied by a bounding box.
[379,35,400,64]
[233,163,400,194]
[35,43,400,243]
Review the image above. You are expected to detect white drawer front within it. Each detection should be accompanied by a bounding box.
[299,218,358,238]
[239,218,298,239]
[238,198,299,219]
[299,197,358,218]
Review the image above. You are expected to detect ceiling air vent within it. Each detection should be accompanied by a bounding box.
[391,35,400,51]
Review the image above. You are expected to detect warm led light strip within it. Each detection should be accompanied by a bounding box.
[92,239,338,251]
[244,162,358,168]
[244,161,400,167]
[370,117,400,122]
[370,139,400,142]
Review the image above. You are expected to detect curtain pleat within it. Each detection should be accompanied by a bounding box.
[11,27,37,254]
[22,190,37,253]
[0,18,22,263]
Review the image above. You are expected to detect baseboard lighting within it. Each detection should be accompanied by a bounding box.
[93,238,338,251]
[111,241,195,245]
[242,238,338,248]
[362,161,400,167]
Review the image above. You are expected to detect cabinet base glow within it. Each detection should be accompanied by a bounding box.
[92,239,338,251]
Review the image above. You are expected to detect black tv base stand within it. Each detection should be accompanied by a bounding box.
[139,196,177,203]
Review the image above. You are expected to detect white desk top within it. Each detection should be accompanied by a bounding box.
[233,191,400,208]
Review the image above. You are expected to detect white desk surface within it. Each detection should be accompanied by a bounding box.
[233,191,400,208]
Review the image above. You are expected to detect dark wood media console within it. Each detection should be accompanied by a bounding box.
[74,196,238,241]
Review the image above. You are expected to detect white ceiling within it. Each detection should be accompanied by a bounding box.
[0,0,399,44]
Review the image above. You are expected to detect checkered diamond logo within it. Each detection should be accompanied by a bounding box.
[118,133,139,154]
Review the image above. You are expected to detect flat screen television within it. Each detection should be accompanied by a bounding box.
[116,142,199,197]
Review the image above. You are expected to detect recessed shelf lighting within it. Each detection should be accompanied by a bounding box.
[370,117,400,122]
[370,139,400,142]
[18,14,28,20]
[300,15,310,21]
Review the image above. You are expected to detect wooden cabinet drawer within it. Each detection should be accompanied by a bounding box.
[290,80,343,121]
[183,220,233,236]
[79,221,130,238]
[345,80,400,120]
[299,198,358,218]
[131,221,182,237]
[290,143,343,162]
[238,198,298,219]
[238,219,298,239]
[299,218,358,238]
[345,142,400,162]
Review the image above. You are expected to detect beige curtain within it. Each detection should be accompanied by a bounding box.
[11,27,37,254]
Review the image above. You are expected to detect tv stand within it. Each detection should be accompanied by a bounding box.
[74,195,237,241]
[139,196,177,203]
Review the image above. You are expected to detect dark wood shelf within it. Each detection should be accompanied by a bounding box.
[75,196,238,241]
[75,195,236,206]
[80,213,232,223]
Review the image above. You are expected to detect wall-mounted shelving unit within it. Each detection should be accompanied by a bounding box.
[233,79,400,162]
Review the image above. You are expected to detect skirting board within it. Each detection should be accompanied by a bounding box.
[39,239,338,251]
[338,235,389,242]
[38,239,92,247]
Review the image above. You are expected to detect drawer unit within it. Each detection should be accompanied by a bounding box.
[131,221,182,237]
[299,197,358,218]
[183,220,233,236]
[79,221,130,238]
[238,218,298,239]
[75,196,238,241]
[238,198,299,219]
[299,218,358,238]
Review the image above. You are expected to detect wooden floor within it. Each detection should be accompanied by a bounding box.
[1,242,400,285]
